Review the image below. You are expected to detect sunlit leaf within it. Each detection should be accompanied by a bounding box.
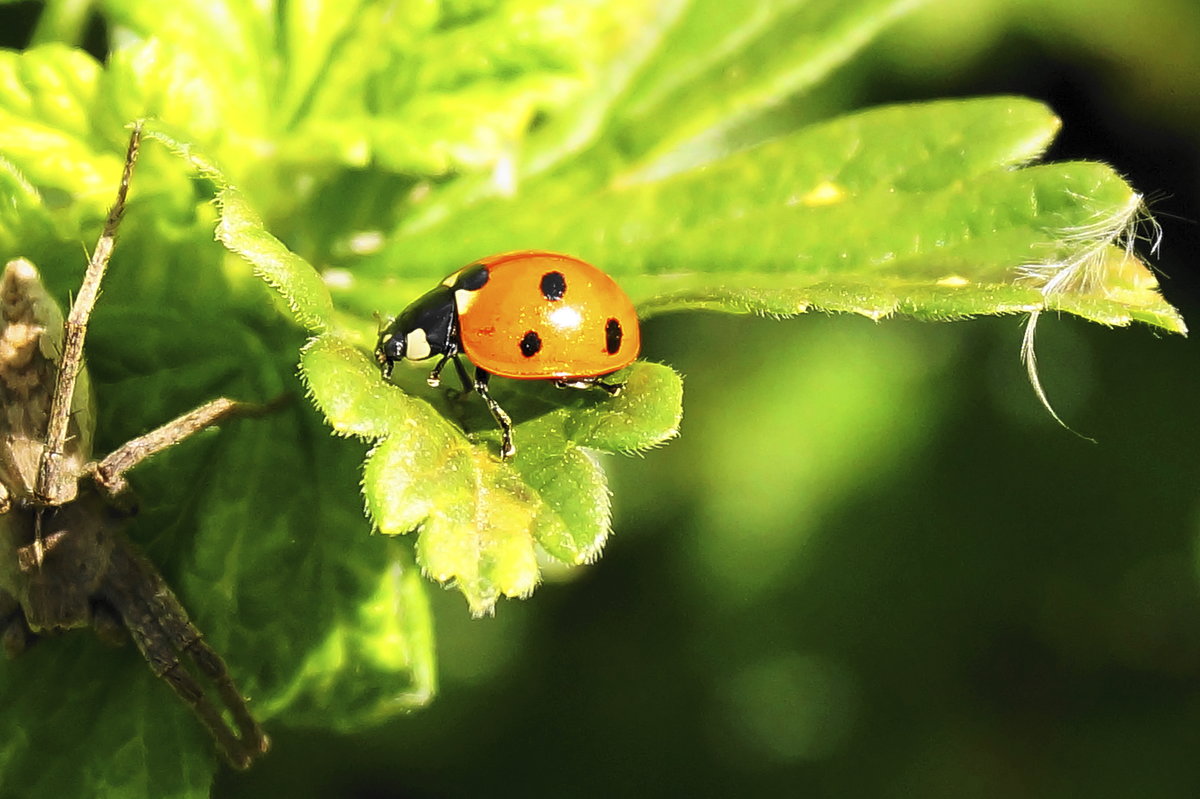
[301,334,682,614]
[355,98,1183,336]
[610,0,927,165]
[0,44,115,204]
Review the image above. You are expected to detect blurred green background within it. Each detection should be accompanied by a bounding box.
[8,0,1200,795]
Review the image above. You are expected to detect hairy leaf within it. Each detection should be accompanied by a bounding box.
[355,98,1183,336]
[301,334,682,615]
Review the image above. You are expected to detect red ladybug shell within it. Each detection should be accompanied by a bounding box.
[453,251,640,380]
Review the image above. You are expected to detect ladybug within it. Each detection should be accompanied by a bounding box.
[376,251,641,458]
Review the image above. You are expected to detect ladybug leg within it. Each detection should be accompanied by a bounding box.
[451,355,473,394]
[554,377,624,396]
[592,378,624,396]
[426,354,453,387]
[473,369,515,459]
[429,355,474,398]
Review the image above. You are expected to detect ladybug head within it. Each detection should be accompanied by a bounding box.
[376,284,459,379]
[375,327,407,377]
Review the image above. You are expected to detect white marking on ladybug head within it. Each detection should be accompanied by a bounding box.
[454,288,479,314]
[404,328,432,360]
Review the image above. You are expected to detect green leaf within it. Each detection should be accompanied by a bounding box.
[301,334,682,615]
[101,0,593,180]
[0,156,55,256]
[0,44,115,204]
[213,183,335,333]
[274,0,589,174]
[0,38,436,792]
[355,97,1183,336]
[609,0,928,166]
[99,0,274,145]
[394,0,691,231]
[66,146,438,738]
[365,97,1063,268]
[0,46,225,264]
[0,638,213,799]
[76,235,439,731]
[398,0,930,230]
[0,284,228,796]
[140,124,335,333]
[363,95,1028,268]
[515,361,684,454]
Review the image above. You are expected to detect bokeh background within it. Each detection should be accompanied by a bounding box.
[7,0,1200,795]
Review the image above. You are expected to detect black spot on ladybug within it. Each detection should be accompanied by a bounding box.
[457,263,490,291]
[540,271,566,301]
[605,318,622,354]
[520,330,542,357]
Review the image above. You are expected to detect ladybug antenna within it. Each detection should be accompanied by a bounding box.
[372,311,388,335]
